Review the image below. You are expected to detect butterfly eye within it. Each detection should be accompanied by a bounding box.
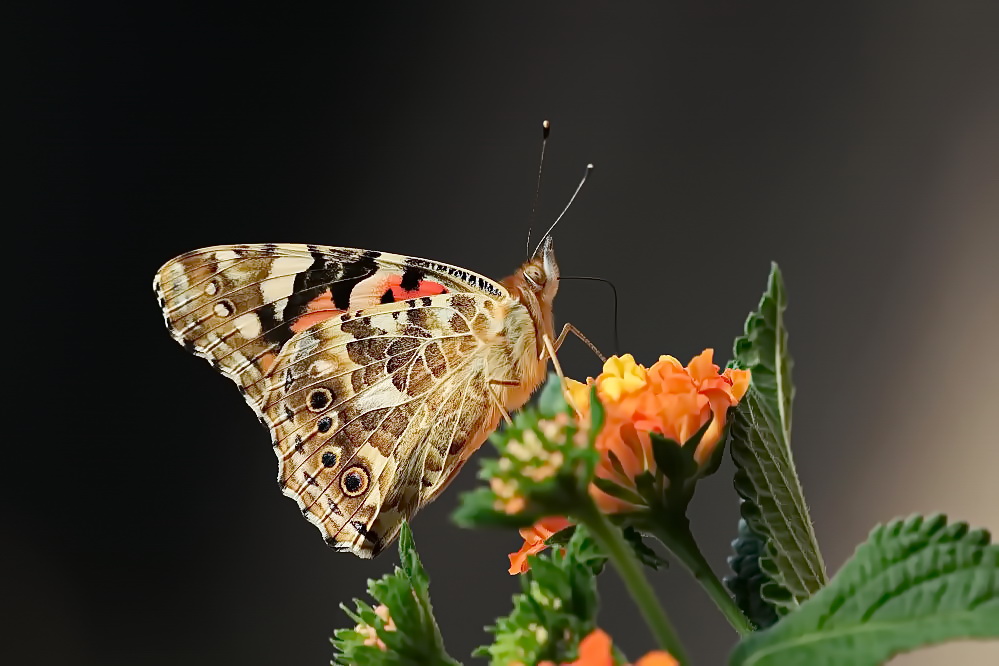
[341,466,369,497]
[524,266,545,291]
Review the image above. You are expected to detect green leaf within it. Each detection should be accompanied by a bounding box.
[729,263,827,611]
[477,526,605,666]
[725,519,780,630]
[592,476,646,507]
[730,514,999,666]
[730,391,826,612]
[546,524,668,571]
[650,432,698,490]
[332,522,461,666]
[622,526,670,571]
[733,262,793,446]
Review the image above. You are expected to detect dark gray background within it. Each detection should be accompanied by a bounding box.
[9,2,999,664]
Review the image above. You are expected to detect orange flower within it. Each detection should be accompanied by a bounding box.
[508,350,749,572]
[571,350,749,513]
[537,628,677,666]
[508,516,574,574]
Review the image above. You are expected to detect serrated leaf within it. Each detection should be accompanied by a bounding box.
[725,519,780,630]
[733,262,793,446]
[730,514,999,666]
[731,388,826,611]
[729,263,827,610]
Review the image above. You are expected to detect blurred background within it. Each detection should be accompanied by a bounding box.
[9,1,999,664]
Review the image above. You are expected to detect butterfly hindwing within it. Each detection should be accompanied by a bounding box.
[263,293,504,556]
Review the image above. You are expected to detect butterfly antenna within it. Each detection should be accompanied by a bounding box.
[525,119,551,259]
[534,163,594,256]
[560,276,621,355]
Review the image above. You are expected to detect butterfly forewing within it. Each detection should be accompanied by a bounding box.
[154,244,506,408]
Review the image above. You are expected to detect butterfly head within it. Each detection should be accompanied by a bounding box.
[522,235,560,301]
[503,235,560,354]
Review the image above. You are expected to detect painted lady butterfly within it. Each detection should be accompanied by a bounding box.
[154,237,571,557]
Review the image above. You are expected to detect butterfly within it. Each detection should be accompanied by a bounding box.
[153,237,573,557]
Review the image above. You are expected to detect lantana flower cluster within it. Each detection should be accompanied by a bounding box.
[510,350,750,573]
[569,350,749,514]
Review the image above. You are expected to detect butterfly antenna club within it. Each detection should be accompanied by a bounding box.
[534,162,594,256]
[525,119,551,259]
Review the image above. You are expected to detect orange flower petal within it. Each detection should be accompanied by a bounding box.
[507,516,573,574]
[635,652,679,666]
[724,368,751,400]
[570,628,614,666]
[566,378,593,413]
[656,355,683,369]
[686,348,719,383]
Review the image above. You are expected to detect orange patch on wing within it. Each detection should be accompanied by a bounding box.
[259,351,278,373]
[290,289,345,333]
[386,275,448,301]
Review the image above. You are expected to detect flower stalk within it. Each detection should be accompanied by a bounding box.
[577,503,691,664]
[642,511,755,636]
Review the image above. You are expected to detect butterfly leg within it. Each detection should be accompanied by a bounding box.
[488,379,518,424]
[541,333,584,418]
[552,323,606,362]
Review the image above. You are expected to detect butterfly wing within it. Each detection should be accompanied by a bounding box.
[153,243,506,414]
[264,293,505,556]
[154,244,511,555]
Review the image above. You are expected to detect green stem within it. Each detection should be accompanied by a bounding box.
[648,514,755,636]
[580,507,690,664]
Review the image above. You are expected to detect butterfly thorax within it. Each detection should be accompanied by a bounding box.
[495,237,560,413]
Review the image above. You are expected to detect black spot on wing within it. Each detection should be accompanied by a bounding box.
[381,289,395,304]
[352,520,377,541]
[258,303,287,346]
[330,250,381,310]
[280,249,382,332]
[400,265,424,291]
